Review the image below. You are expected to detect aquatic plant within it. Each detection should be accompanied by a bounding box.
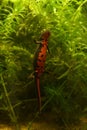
[0,0,87,128]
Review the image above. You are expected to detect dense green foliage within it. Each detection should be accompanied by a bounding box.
[0,0,87,127]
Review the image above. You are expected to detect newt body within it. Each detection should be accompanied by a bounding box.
[34,31,50,112]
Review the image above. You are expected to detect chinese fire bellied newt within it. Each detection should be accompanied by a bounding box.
[33,30,50,112]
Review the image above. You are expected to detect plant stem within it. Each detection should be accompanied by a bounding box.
[0,74,20,130]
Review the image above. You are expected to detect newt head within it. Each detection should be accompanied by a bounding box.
[41,30,51,41]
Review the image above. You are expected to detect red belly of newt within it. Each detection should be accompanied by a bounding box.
[35,42,47,77]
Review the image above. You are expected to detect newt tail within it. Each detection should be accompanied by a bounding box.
[35,75,41,112]
[34,30,50,113]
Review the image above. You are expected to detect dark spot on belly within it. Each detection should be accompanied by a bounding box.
[38,59,42,62]
[41,54,44,57]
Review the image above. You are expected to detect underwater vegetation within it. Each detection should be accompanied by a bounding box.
[0,0,87,129]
